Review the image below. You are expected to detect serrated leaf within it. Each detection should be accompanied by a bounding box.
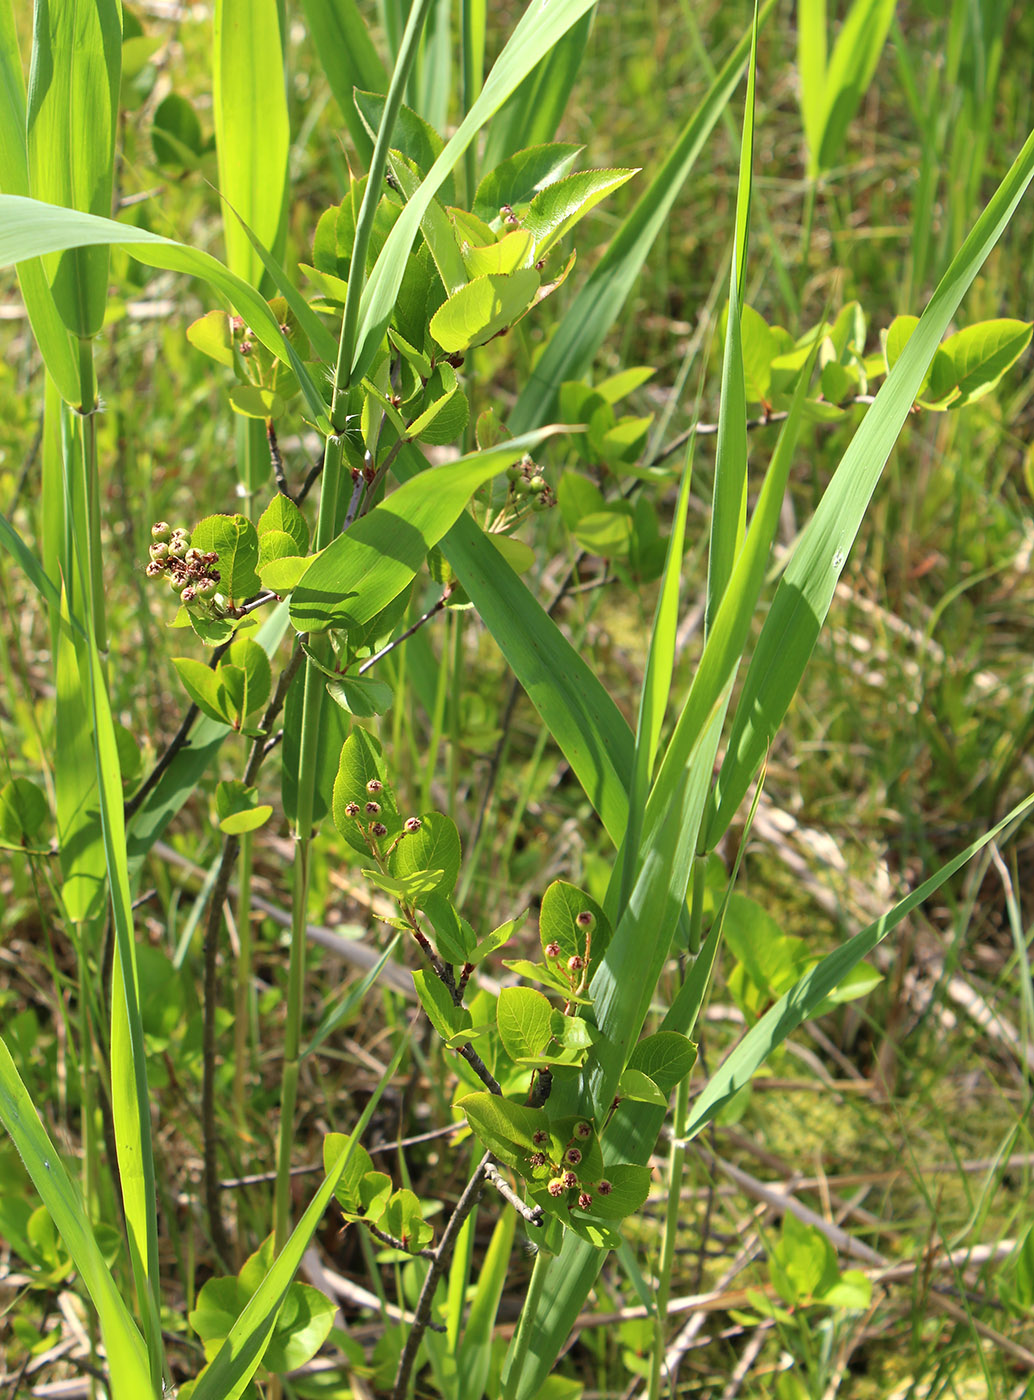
[381,1189,434,1253]
[258,494,309,553]
[538,880,610,977]
[429,269,540,353]
[462,228,536,276]
[471,911,526,965]
[472,143,583,225]
[520,167,637,258]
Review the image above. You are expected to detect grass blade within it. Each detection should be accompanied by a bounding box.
[704,4,757,634]
[298,0,386,165]
[213,0,289,290]
[0,1036,153,1398]
[25,0,119,342]
[707,122,1034,846]
[508,0,775,433]
[481,11,593,171]
[350,0,598,384]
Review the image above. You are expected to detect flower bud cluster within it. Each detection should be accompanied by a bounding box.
[147,523,223,615]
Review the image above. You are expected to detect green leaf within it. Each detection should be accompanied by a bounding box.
[215,781,272,835]
[325,675,394,717]
[173,657,238,727]
[332,726,401,854]
[363,867,444,901]
[259,554,313,592]
[289,431,560,633]
[508,4,773,431]
[770,1213,839,1305]
[462,228,537,276]
[187,309,235,367]
[813,0,896,176]
[391,811,462,898]
[381,1189,434,1253]
[820,1270,873,1310]
[520,168,637,258]
[616,1067,666,1107]
[229,384,284,419]
[413,969,471,1043]
[473,143,582,224]
[497,987,555,1062]
[941,318,1033,407]
[539,881,610,980]
[422,894,478,964]
[581,1164,651,1222]
[258,494,309,553]
[191,514,262,605]
[429,269,540,353]
[0,777,49,851]
[627,1033,696,1095]
[152,92,203,168]
[322,1133,392,1222]
[459,1092,551,1176]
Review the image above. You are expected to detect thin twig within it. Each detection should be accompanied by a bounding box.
[267,422,291,499]
[392,1153,491,1400]
[483,1161,544,1225]
[296,454,325,505]
[653,393,876,463]
[367,1222,437,1259]
[357,589,453,675]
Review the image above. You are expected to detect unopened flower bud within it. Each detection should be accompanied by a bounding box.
[370,822,388,838]
[545,942,561,959]
[567,954,584,972]
[403,817,422,834]
[344,802,360,817]
[366,779,383,793]
[547,1177,566,1198]
[577,1191,593,1210]
[575,910,595,931]
[151,521,171,543]
[365,800,380,815]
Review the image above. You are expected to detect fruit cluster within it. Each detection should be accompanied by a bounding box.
[145,522,224,616]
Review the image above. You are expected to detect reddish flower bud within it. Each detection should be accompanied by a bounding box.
[596,1179,612,1196]
[567,954,584,972]
[578,1191,593,1210]
[365,801,380,815]
[562,1171,578,1190]
[547,1177,566,1198]
[575,910,595,930]
[403,817,422,834]
[366,779,383,793]
[344,802,360,817]
[370,822,388,838]
[545,942,561,959]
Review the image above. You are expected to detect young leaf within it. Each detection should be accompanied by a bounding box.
[626,1032,697,1094]
[258,494,309,553]
[191,514,262,604]
[458,1092,551,1176]
[429,269,540,353]
[413,969,471,1043]
[391,812,462,897]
